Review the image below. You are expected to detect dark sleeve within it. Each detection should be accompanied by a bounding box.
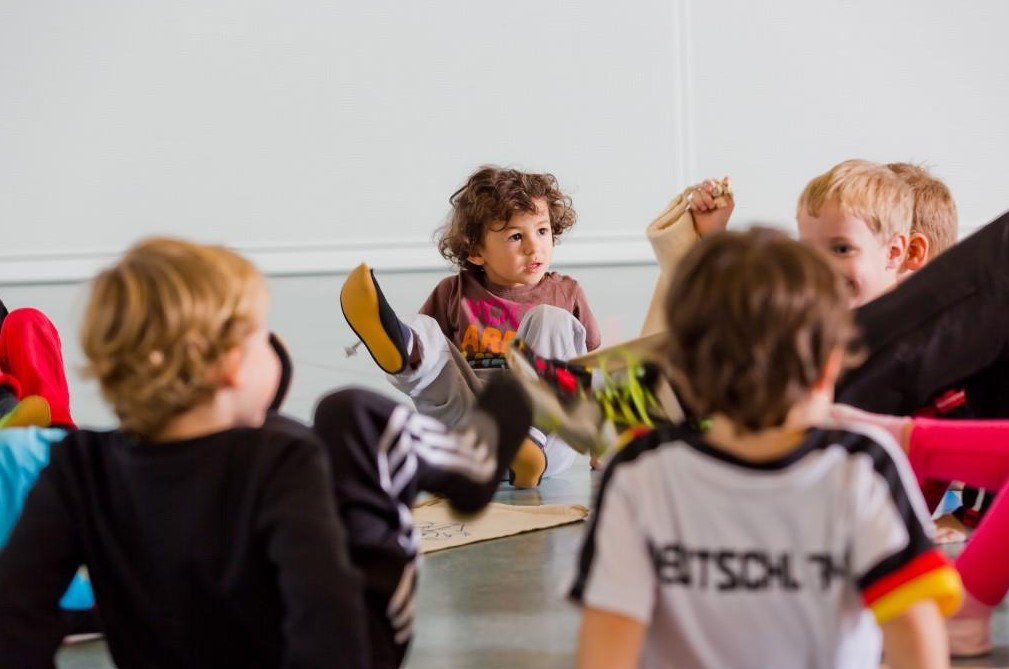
[257,437,370,669]
[572,282,601,351]
[0,449,83,669]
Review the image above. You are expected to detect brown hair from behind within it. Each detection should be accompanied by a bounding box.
[437,165,576,270]
[797,159,914,241]
[887,162,958,257]
[664,227,858,434]
[81,237,267,438]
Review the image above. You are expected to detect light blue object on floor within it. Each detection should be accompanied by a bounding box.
[0,426,94,609]
[935,487,963,518]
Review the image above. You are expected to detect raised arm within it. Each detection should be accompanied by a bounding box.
[640,177,733,336]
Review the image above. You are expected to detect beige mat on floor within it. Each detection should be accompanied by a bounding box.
[414,497,590,554]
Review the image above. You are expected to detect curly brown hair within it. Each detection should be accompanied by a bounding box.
[80,237,266,438]
[436,166,576,270]
[664,227,859,434]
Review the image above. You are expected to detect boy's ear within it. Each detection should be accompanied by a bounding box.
[467,248,486,267]
[814,347,845,392]
[885,233,909,270]
[218,346,244,388]
[902,232,930,272]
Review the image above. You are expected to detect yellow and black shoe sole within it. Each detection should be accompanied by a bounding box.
[0,395,52,429]
[340,263,408,375]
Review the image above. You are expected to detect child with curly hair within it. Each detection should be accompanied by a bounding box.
[341,165,599,487]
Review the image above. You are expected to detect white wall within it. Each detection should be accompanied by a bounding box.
[2,0,1008,285]
[0,0,686,282]
[687,0,1009,233]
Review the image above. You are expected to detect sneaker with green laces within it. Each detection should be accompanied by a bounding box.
[504,338,666,457]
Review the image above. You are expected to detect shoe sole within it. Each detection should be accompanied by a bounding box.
[340,264,406,374]
[0,395,51,429]
[509,437,548,488]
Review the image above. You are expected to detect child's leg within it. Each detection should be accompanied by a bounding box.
[0,308,74,428]
[838,211,1009,416]
[391,314,483,428]
[956,488,1009,606]
[515,304,588,360]
[340,264,483,428]
[906,418,1009,604]
[311,379,531,667]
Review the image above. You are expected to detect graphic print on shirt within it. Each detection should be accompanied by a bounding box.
[458,295,532,368]
[649,541,851,592]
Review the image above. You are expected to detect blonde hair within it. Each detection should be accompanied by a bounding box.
[797,159,914,241]
[887,162,958,257]
[664,228,858,434]
[81,237,267,437]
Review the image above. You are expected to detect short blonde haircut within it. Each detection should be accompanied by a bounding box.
[797,159,914,241]
[665,228,858,434]
[81,237,267,437]
[887,162,958,257]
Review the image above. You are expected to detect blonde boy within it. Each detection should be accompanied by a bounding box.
[796,159,915,307]
[0,239,371,668]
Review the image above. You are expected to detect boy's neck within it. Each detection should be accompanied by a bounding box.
[149,395,240,442]
[704,416,808,463]
[479,271,546,293]
[703,393,831,463]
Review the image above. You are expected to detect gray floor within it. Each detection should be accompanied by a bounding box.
[4,268,1007,667]
[52,468,1009,669]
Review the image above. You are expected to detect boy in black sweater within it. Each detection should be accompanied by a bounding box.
[0,238,530,669]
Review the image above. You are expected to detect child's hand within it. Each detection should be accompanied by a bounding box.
[685,176,734,237]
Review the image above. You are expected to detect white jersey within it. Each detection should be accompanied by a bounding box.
[570,424,961,669]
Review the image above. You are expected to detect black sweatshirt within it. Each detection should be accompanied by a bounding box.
[0,420,369,669]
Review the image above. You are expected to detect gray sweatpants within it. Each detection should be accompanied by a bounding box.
[388,305,587,478]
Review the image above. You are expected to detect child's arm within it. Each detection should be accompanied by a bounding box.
[572,284,601,352]
[828,405,1009,492]
[570,452,656,668]
[880,599,950,669]
[260,436,370,669]
[576,607,646,669]
[0,440,84,664]
[846,430,963,659]
[641,177,733,337]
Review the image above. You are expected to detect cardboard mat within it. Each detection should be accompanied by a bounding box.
[414,497,590,554]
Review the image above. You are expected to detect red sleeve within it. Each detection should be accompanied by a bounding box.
[0,309,74,428]
[908,417,1009,492]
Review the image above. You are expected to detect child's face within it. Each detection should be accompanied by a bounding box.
[797,201,906,308]
[232,291,280,428]
[468,198,553,288]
